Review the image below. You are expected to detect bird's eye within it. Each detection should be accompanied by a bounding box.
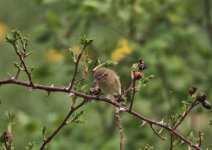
[100,73,107,79]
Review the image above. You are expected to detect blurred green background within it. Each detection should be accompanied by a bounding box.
[0,0,212,149]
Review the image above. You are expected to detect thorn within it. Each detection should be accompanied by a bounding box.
[119,107,126,111]
[181,140,185,144]
[7,72,13,79]
[51,84,54,87]
[69,92,75,97]
[64,84,71,91]
[158,128,164,134]
[158,118,164,124]
[139,120,147,127]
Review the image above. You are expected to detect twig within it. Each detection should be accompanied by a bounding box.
[129,79,136,111]
[11,43,34,87]
[0,78,202,150]
[115,108,124,150]
[123,80,133,97]
[170,134,173,150]
[172,100,200,129]
[39,100,86,150]
[198,131,203,147]
[68,49,85,91]
[150,124,166,140]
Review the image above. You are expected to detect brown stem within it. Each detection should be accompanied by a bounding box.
[39,100,86,150]
[198,131,203,147]
[129,79,136,111]
[150,124,166,140]
[12,44,34,87]
[115,108,124,150]
[68,44,87,91]
[169,134,173,150]
[0,78,201,150]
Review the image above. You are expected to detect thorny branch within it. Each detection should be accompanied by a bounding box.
[0,78,202,150]
[7,33,34,87]
[1,31,207,150]
[67,36,93,91]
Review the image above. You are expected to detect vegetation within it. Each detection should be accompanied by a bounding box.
[0,0,211,149]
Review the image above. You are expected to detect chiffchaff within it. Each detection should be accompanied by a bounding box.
[94,67,121,99]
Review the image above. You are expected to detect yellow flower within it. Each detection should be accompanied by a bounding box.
[0,23,8,42]
[45,48,64,62]
[111,38,132,62]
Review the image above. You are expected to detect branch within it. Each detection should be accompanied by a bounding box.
[67,36,93,91]
[0,78,201,150]
[129,79,136,111]
[11,44,34,86]
[169,134,173,150]
[150,124,166,140]
[198,131,203,147]
[172,100,200,130]
[67,46,86,91]
[115,108,124,150]
[39,100,86,150]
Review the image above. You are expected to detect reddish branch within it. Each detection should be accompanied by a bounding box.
[0,78,201,150]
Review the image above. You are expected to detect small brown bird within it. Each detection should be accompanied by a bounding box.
[94,67,121,99]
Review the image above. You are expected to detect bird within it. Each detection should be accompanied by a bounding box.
[94,67,121,100]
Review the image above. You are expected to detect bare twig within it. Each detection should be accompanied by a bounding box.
[169,134,173,150]
[129,79,136,111]
[11,42,34,87]
[67,38,93,91]
[67,47,86,91]
[198,131,203,147]
[0,78,202,150]
[150,124,166,140]
[115,108,124,150]
[39,100,86,150]
[172,100,200,130]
